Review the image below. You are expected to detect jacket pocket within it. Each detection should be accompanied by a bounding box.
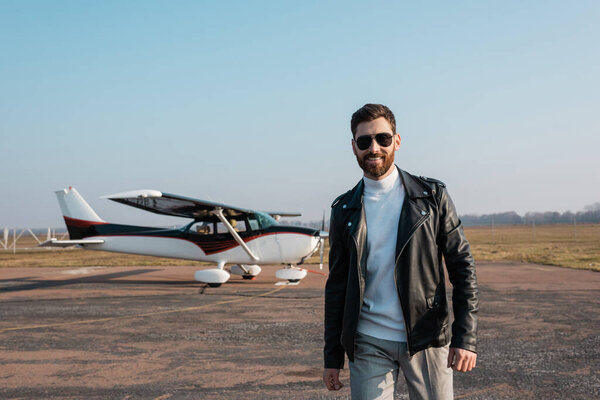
[426,294,442,309]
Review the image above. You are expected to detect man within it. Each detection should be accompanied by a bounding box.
[323,104,478,400]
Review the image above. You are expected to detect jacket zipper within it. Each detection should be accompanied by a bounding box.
[352,234,364,319]
[395,212,429,355]
[393,262,413,354]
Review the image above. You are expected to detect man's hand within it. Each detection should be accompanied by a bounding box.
[447,347,477,372]
[323,368,343,391]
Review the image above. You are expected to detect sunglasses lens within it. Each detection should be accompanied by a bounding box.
[356,136,373,150]
[355,133,394,150]
[375,133,393,147]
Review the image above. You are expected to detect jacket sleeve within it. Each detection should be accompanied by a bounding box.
[324,206,350,369]
[437,186,479,353]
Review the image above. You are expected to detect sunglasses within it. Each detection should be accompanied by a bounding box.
[353,133,395,151]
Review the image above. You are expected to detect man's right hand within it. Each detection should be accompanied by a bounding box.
[323,368,343,391]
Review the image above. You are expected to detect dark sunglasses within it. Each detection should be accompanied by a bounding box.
[354,133,395,151]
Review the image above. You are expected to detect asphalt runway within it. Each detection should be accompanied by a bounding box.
[0,262,598,399]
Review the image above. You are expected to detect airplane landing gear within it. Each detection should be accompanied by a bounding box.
[195,261,230,286]
[276,265,307,283]
[231,265,261,280]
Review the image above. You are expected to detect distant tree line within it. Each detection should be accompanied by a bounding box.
[285,202,600,229]
[460,202,600,226]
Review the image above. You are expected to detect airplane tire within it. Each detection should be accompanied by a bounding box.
[207,283,222,288]
[288,279,300,283]
[242,275,255,280]
[231,265,261,277]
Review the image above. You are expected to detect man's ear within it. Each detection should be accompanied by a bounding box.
[351,139,357,156]
[394,134,401,151]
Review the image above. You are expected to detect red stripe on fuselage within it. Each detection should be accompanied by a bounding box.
[63,216,108,228]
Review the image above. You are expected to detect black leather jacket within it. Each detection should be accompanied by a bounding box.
[324,167,478,369]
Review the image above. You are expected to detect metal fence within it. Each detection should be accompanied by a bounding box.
[0,228,68,253]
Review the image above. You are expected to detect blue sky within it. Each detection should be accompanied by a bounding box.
[1,0,598,228]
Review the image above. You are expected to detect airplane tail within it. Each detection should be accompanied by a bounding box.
[55,187,106,239]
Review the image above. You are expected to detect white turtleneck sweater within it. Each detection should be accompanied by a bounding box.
[356,166,407,342]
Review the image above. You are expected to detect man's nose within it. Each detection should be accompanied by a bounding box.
[367,137,381,152]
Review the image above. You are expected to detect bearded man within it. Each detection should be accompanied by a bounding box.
[323,104,479,400]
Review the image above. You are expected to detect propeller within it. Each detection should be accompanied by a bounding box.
[319,210,328,270]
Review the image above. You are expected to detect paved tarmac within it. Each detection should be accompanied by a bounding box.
[0,262,598,399]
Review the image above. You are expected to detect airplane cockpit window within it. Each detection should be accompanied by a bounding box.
[234,219,248,232]
[191,222,213,235]
[248,218,260,231]
[191,214,276,235]
[254,212,277,229]
[216,222,228,234]
[216,218,248,234]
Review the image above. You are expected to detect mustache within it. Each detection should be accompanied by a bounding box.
[362,152,387,158]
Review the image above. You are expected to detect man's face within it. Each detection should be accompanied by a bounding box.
[352,117,401,180]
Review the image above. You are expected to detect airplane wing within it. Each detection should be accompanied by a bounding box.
[261,211,302,220]
[101,189,301,220]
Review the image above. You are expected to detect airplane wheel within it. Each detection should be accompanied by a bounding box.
[195,269,230,286]
[242,275,255,280]
[276,268,307,282]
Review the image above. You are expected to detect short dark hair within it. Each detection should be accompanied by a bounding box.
[351,103,396,137]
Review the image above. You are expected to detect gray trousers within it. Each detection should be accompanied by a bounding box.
[349,332,453,400]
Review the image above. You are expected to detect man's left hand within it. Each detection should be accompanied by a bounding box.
[447,347,477,372]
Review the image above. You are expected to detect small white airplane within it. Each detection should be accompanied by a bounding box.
[41,187,327,286]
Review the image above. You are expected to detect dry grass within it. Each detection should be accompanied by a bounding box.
[464,224,600,271]
[0,249,210,268]
[2,224,599,271]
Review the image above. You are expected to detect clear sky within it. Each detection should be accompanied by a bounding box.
[1,0,599,228]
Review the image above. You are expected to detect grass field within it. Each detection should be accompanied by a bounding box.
[464,223,600,271]
[1,224,598,271]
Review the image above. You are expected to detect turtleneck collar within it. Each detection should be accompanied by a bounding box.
[363,165,400,195]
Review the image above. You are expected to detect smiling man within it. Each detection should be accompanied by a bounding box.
[323,104,479,400]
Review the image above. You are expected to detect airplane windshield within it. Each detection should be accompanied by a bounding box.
[254,212,277,229]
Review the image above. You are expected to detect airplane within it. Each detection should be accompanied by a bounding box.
[41,187,327,287]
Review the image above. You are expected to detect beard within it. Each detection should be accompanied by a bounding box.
[355,150,395,178]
